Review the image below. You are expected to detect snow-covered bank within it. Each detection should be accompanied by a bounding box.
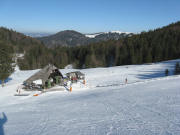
[1,59,180,135]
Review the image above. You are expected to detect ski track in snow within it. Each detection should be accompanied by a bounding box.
[1,59,180,135]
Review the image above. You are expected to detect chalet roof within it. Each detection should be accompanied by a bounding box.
[24,64,61,85]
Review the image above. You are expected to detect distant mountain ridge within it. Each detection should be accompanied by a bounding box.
[37,30,133,47]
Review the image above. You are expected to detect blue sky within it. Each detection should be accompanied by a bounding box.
[0,0,180,33]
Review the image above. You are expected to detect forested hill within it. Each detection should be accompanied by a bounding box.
[37,30,132,47]
[0,27,49,69]
[0,27,44,53]
[1,21,180,70]
[37,30,89,47]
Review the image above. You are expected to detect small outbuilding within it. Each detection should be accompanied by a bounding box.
[66,71,85,83]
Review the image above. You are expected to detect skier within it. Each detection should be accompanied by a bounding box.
[16,86,21,94]
[125,78,127,84]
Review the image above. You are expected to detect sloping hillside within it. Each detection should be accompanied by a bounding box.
[1,59,180,135]
[0,27,43,53]
[0,27,52,69]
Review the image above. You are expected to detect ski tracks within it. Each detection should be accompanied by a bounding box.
[95,75,180,89]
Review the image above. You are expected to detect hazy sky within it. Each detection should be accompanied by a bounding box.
[0,0,180,33]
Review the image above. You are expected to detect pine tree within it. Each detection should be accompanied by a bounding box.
[0,43,14,87]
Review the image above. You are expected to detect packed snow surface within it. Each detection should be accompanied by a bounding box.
[1,59,180,135]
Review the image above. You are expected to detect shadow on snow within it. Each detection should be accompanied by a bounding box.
[0,112,8,135]
[0,78,12,85]
[136,60,178,80]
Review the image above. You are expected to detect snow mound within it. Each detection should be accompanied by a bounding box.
[64,64,73,69]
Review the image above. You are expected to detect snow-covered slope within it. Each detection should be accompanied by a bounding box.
[85,31,130,38]
[1,59,180,135]
[85,33,103,38]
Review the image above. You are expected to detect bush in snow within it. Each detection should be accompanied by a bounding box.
[174,62,180,75]
[165,69,169,76]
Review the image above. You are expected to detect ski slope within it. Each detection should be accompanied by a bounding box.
[1,59,180,135]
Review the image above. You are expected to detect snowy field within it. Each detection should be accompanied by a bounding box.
[1,59,180,135]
